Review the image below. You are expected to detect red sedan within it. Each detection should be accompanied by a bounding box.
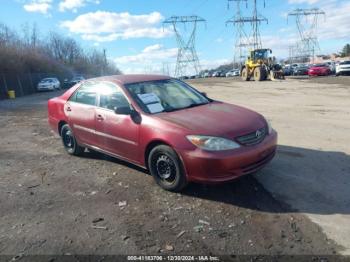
[48,75,277,191]
[308,64,332,76]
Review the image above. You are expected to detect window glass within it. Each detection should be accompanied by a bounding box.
[69,83,97,106]
[125,79,208,114]
[98,82,130,110]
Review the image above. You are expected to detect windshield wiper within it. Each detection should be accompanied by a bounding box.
[164,102,209,112]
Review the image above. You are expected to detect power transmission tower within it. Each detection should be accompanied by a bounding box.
[163,16,206,77]
[288,8,325,63]
[227,0,268,52]
[226,0,249,67]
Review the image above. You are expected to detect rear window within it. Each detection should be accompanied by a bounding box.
[340,61,350,65]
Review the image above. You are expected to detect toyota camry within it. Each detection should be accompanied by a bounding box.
[48,75,277,191]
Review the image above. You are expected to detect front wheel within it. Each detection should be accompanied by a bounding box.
[241,68,250,81]
[148,145,188,192]
[61,124,84,156]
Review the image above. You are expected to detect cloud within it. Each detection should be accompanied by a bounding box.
[61,11,172,41]
[201,58,231,70]
[114,44,178,74]
[58,0,100,13]
[114,44,234,75]
[116,44,178,64]
[316,1,350,41]
[23,0,52,14]
[81,27,173,42]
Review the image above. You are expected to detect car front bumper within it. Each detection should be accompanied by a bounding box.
[178,130,278,183]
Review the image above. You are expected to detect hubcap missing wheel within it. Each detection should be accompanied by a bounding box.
[156,155,174,180]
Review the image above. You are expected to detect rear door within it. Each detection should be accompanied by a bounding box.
[65,82,97,146]
[94,82,140,161]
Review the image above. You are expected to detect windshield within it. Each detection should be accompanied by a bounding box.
[125,79,209,114]
[340,61,350,65]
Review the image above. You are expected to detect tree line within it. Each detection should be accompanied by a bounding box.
[0,22,121,81]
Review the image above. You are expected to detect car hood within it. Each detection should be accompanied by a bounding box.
[156,101,266,138]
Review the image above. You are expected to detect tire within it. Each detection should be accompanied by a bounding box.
[60,124,84,156]
[241,67,250,81]
[254,67,266,81]
[148,145,188,192]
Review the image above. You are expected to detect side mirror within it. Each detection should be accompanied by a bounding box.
[114,106,132,115]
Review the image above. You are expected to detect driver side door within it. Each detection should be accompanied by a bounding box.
[94,82,140,162]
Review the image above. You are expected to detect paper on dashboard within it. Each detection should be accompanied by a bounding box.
[147,103,164,113]
[137,93,160,105]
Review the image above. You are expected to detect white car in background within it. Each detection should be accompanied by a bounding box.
[336,61,350,76]
[226,69,240,77]
[37,78,61,91]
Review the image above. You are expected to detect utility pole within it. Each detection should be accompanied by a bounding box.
[288,8,325,63]
[163,16,206,77]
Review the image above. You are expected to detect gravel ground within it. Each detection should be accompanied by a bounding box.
[0,76,347,257]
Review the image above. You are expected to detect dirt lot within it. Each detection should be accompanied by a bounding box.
[0,76,349,257]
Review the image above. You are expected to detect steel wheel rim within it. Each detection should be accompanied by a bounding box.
[154,154,176,183]
[63,129,75,149]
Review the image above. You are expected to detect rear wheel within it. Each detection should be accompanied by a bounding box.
[241,68,250,81]
[148,145,188,192]
[61,124,84,156]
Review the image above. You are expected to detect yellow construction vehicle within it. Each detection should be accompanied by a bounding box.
[240,48,285,81]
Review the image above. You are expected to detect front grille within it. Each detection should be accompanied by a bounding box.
[236,127,267,146]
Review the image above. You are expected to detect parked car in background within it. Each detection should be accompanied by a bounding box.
[203,72,211,78]
[64,76,85,88]
[212,71,222,77]
[283,65,292,76]
[336,60,350,76]
[308,64,332,76]
[37,78,60,91]
[48,75,277,191]
[226,69,240,77]
[292,64,309,76]
[325,61,336,74]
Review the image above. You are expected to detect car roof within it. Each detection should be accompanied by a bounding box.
[89,74,172,85]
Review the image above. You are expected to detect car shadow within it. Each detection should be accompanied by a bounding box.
[182,145,350,215]
[82,149,149,175]
[82,145,350,215]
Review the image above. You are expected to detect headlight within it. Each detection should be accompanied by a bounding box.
[266,119,273,134]
[186,135,240,151]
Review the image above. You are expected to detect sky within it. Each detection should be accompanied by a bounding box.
[1,0,350,75]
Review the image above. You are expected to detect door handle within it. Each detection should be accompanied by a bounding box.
[97,114,104,121]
